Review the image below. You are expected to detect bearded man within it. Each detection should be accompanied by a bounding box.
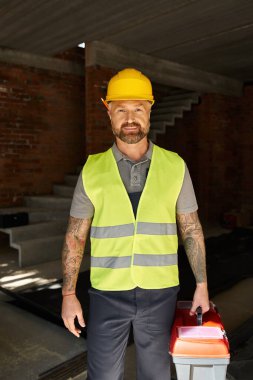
[61,68,209,380]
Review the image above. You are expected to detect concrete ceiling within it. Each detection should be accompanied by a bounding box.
[1,0,253,82]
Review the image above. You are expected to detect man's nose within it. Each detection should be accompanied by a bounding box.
[126,111,135,123]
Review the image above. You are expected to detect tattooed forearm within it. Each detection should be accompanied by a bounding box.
[62,216,91,294]
[177,212,207,283]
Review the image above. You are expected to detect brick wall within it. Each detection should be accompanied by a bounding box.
[54,47,85,63]
[85,65,117,154]
[0,48,85,207]
[156,85,253,222]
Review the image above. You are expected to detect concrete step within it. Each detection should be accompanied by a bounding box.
[151,113,179,122]
[167,89,193,95]
[29,208,69,223]
[149,92,200,142]
[13,234,91,267]
[150,120,173,131]
[25,195,72,210]
[156,102,192,112]
[64,174,79,186]
[149,119,177,140]
[162,92,199,102]
[150,123,165,134]
[12,234,64,267]
[3,220,68,243]
[0,206,29,215]
[0,206,69,224]
[152,105,185,113]
[158,98,198,108]
[53,184,74,197]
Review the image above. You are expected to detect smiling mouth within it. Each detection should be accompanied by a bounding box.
[122,127,140,134]
[121,123,141,131]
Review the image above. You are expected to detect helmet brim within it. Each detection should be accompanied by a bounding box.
[104,97,155,106]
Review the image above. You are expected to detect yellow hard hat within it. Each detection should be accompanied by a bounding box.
[102,68,154,108]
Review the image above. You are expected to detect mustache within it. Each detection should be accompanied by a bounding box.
[121,122,141,128]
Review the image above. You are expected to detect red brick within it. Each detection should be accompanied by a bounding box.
[0,50,85,207]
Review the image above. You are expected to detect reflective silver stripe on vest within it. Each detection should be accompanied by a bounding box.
[133,253,177,266]
[137,222,177,235]
[91,256,132,268]
[90,223,135,238]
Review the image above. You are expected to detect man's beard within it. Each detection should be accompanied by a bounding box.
[113,122,149,144]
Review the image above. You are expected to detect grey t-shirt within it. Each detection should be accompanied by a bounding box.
[70,141,198,219]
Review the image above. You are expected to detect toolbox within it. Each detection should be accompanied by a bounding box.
[170,301,230,380]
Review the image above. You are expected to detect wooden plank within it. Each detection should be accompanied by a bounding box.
[86,41,243,96]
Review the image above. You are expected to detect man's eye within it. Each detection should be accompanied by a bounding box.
[117,109,125,112]
[135,108,143,112]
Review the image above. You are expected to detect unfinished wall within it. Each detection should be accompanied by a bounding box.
[1,54,251,224]
[0,48,85,207]
[85,66,116,155]
[156,85,253,223]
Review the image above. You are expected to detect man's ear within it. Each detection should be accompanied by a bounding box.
[107,110,111,120]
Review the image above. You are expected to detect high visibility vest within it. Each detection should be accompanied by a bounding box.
[82,144,185,290]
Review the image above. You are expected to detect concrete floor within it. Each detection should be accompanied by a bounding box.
[0,229,253,380]
[0,291,86,380]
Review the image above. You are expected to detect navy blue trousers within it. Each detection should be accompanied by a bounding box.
[87,286,179,380]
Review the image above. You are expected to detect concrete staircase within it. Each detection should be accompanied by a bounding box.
[0,170,90,268]
[149,90,201,141]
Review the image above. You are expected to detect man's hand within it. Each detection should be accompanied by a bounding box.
[189,282,209,316]
[62,294,85,338]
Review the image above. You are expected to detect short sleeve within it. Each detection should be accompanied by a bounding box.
[70,172,95,219]
[176,163,198,214]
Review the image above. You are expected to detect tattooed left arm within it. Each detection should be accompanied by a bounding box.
[177,211,209,315]
[61,216,91,337]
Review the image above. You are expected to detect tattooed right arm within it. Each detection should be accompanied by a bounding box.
[62,216,91,295]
